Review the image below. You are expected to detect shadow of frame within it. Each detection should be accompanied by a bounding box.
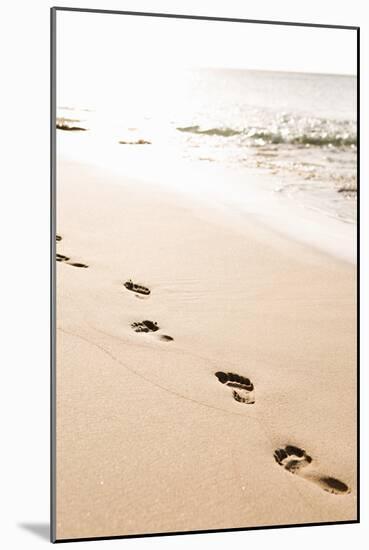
[18,523,49,541]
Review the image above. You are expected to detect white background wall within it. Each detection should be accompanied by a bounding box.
[0,0,367,548]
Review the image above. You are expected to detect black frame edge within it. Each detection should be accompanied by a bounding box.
[356,25,360,524]
[54,520,359,544]
[50,5,57,544]
[51,6,359,30]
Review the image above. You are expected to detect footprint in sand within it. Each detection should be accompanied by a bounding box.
[56,234,88,267]
[131,320,159,333]
[68,262,89,268]
[215,371,255,404]
[56,253,88,268]
[56,235,88,268]
[124,279,151,296]
[274,445,350,495]
[56,253,70,262]
[131,320,174,342]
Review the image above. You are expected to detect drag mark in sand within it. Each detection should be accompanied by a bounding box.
[65,325,327,508]
[274,445,350,495]
[215,371,255,404]
[58,326,260,421]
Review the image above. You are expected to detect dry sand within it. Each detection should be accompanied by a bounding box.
[55,159,357,540]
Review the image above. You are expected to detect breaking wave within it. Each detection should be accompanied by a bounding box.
[177,117,356,147]
[245,130,356,147]
[177,125,241,137]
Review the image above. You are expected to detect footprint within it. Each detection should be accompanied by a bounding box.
[274,445,312,473]
[131,320,159,333]
[124,279,150,296]
[56,253,88,268]
[274,445,350,495]
[56,253,70,262]
[55,234,88,267]
[68,262,89,268]
[131,321,174,342]
[215,371,255,404]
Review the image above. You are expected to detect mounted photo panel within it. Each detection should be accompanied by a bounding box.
[51,7,359,543]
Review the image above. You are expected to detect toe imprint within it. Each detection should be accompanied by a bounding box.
[215,371,255,404]
[131,320,159,333]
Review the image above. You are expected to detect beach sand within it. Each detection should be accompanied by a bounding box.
[55,159,357,540]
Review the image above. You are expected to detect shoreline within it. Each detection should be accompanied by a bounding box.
[57,132,356,264]
[56,158,356,539]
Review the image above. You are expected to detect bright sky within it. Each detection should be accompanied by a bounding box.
[56,10,357,106]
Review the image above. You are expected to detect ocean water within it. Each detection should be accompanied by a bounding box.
[57,68,357,224]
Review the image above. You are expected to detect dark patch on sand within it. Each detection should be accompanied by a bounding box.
[119,139,151,145]
[56,123,87,131]
[159,334,174,342]
[56,117,87,131]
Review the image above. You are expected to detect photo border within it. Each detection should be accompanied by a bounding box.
[50,6,360,543]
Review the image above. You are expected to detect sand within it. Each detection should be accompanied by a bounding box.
[55,159,357,540]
